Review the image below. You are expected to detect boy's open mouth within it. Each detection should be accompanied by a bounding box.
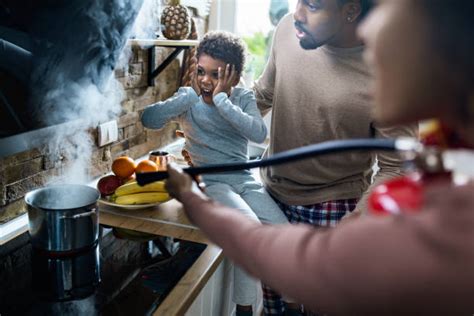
[201,88,213,98]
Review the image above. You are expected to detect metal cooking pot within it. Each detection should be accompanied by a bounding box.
[32,243,100,301]
[25,184,100,252]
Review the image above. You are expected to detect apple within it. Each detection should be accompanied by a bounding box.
[97,175,123,197]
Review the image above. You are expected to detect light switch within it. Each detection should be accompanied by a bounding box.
[97,120,118,147]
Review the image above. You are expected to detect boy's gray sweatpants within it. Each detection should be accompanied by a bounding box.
[203,172,289,306]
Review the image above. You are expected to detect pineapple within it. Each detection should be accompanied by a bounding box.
[161,0,191,40]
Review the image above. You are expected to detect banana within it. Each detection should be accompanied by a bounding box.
[125,177,136,184]
[115,192,171,205]
[115,180,166,196]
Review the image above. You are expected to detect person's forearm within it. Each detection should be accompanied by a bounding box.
[253,84,273,117]
[141,87,198,129]
[179,190,445,315]
[179,191,352,312]
[180,191,261,250]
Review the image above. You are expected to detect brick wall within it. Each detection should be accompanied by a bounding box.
[0,44,185,314]
[0,45,183,224]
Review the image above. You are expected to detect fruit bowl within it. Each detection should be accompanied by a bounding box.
[98,196,172,210]
[98,155,171,210]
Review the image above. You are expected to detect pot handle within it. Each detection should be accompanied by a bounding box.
[60,208,97,219]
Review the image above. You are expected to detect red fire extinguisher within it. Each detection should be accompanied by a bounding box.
[368,119,468,216]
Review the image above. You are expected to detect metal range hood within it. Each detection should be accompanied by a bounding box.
[0,0,144,156]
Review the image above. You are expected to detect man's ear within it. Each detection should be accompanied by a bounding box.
[343,0,362,23]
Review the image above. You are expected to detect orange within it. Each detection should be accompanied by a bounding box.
[112,156,136,179]
[135,160,159,173]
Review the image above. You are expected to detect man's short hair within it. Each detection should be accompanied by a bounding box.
[196,31,246,76]
[338,0,374,21]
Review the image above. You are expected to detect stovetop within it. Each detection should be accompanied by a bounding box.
[2,239,205,316]
[98,240,205,316]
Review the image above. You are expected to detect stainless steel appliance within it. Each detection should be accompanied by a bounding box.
[25,184,101,301]
[32,242,100,301]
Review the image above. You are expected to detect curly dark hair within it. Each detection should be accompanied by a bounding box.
[196,31,246,75]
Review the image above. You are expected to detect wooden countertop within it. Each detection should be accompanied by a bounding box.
[99,199,205,243]
[99,199,223,316]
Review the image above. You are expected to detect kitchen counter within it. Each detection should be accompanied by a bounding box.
[0,138,234,314]
[99,199,224,316]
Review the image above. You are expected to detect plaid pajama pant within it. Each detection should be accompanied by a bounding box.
[262,197,358,316]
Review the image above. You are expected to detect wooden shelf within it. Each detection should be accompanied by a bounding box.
[127,39,198,86]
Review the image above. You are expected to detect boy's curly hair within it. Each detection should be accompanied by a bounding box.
[196,31,246,75]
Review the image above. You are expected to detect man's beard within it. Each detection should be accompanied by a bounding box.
[299,37,323,50]
[294,21,330,50]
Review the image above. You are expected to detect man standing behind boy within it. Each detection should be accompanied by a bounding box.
[253,0,417,314]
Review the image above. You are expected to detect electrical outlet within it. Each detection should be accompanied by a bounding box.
[97,120,118,147]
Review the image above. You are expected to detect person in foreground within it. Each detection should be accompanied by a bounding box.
[165,0,474,315]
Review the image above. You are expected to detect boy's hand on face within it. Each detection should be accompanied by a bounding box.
[213,64,238,98]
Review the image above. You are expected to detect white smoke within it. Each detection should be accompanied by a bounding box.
[117,0,162,72]
[43,77,124,128]
[30,0,164,185]
[29,0,147,185]
[131,0,162,40]
[46,128,96,185]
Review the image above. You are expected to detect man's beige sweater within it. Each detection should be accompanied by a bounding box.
[254,15,417,210]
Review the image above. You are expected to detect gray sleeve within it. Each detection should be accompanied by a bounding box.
[213,91,267,143]
[141,87,199,129]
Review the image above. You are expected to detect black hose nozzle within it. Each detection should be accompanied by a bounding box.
[136,138,421,186]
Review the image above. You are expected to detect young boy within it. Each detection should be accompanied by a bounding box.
[141,31,288,315]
